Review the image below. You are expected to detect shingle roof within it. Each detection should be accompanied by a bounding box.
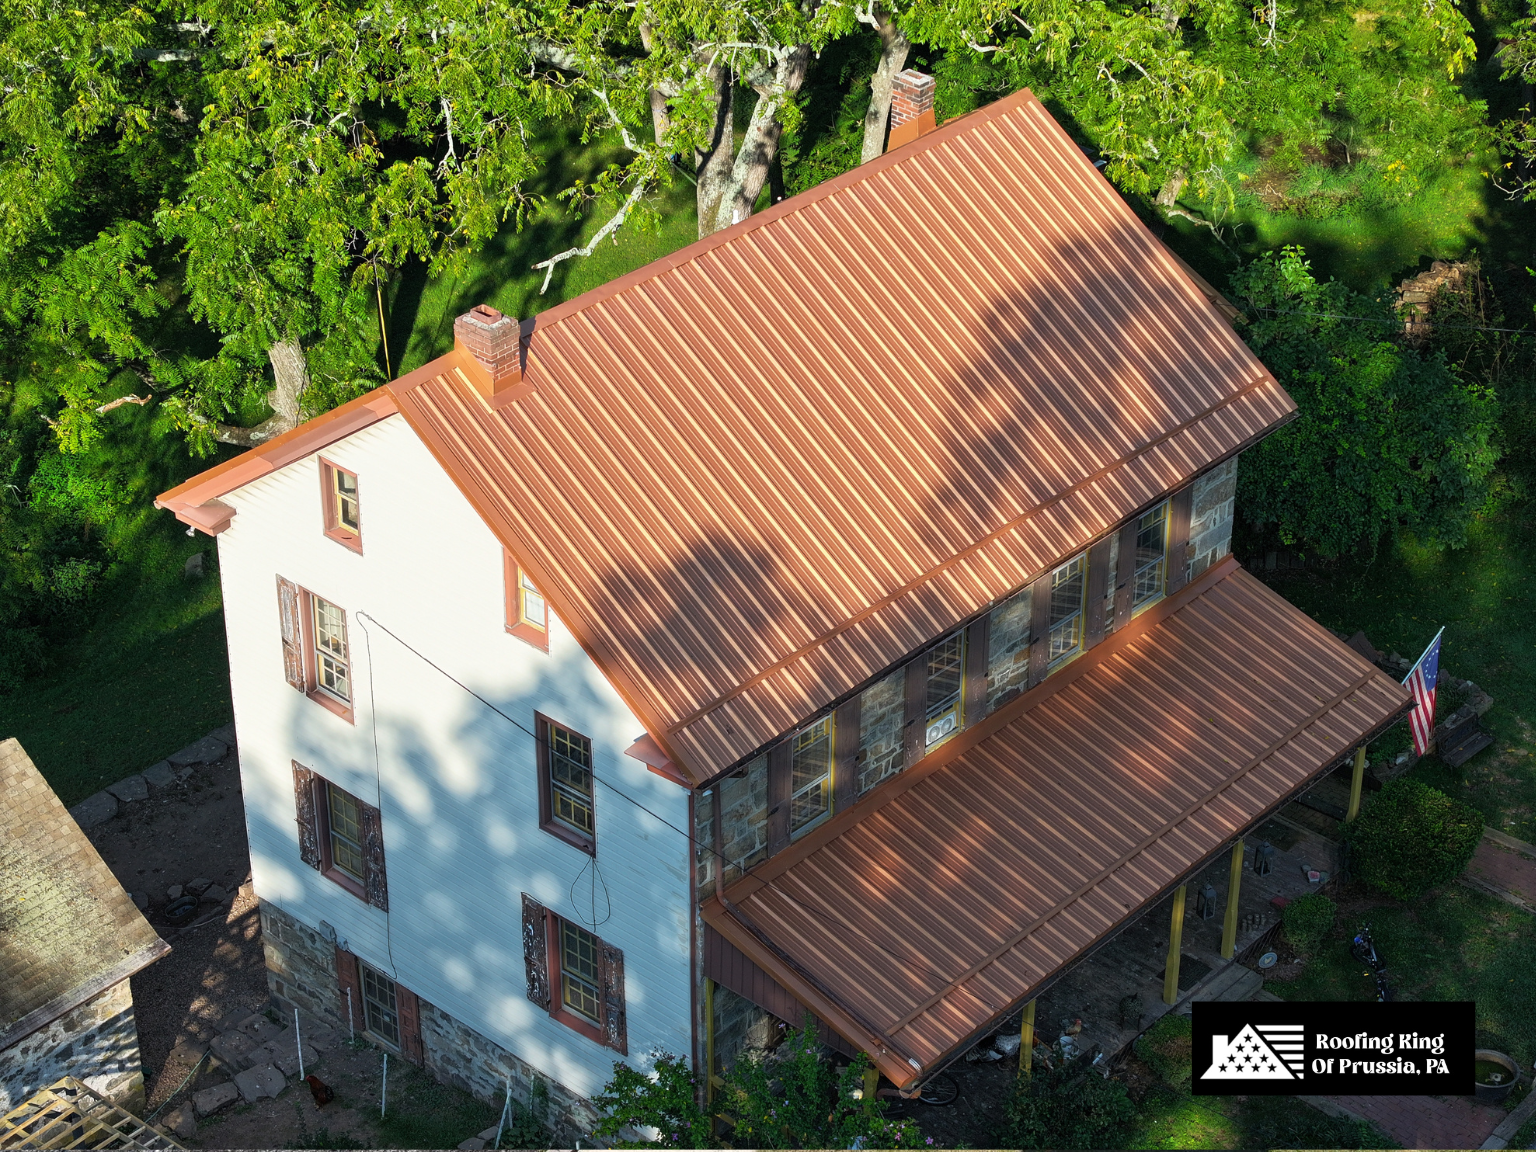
[704,559,1411,1089]
[0,740,168,1045]
[159,88,1291,786]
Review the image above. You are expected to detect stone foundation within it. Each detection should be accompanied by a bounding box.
[258,899,598,1141]
[0,980,145,1113]
[1189,457,1237,578]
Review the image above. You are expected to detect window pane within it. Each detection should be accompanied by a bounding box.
[561,921,603,1022]
[314,597,351,702]
[1133,503,1168,608]
[521,575,546,628]
[549,724,595,836]
[361,963,400,1045]
[924,631,965,746]
[334,470,359,531]
[328,784,366,880]
[790,717,833,833]
[1048,555,1086,663]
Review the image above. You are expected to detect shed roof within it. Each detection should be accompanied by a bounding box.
[704,559,1410,1089]
[0,741,169,1048]
[160,88,1291,786]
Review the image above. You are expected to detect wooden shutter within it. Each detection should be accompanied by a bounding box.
[765,741,791,856]
[1026,570,1051,687]
[832,698,860,814]
[1167,485,1194,594]
[358,798,389,912]
[397,985,424,1065]
[1084,535,1113,650]
[901,657,926,766]
[1112,520,1138,630]
[277,575,306,691]
[292,763,321,869]
[600,940,627,1054]
[962,615,990,727]
[336,945,362,1035]
[521,894,551,1009]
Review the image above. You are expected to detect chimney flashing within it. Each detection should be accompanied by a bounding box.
[887,69,937,152]
[453,304,528,405]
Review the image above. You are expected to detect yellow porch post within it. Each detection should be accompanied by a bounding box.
[1019,998,1036,1077]
[704,978,716,1105]
[862,1066,879,1103]
[1221,839,1244,959]
[1162,885,1187,1005]
[1345,745,1367,822]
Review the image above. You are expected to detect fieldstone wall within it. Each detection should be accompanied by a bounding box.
[695,787,716,898]
[419,998,598,1145]
[718,754,768,886]
[260,899,348,1034]
[711,983,779,1078]
[985,588,1033,713]
[0,979,145,1113]
[1189,457,1237,579]
[856,669,905,793]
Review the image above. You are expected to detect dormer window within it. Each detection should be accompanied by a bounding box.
[505,550,551,652]
[321,459,362,553]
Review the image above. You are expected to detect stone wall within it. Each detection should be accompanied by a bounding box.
[260,899,348,1034]
[856,669,905,793]
[711,982,779,1078]
[985,588,1033,713]
[1189,457,1237,579]
[718,754,768,886]
[0,979,145,1113]
[695,787,716,899]
[419,998,599,1145]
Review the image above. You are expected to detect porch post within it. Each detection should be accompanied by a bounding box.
[704,978,716,1104]
[1018,998,1036,1077]
[1221,839,1244,959]
[1345,744,1367,822]
[1162,885,1186,1005]
[862,1066,880,1103]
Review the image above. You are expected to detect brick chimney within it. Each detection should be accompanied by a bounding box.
[887,69,937,152]
[453,304,523,405]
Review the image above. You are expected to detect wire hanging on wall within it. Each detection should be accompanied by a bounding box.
[568,854,612,931]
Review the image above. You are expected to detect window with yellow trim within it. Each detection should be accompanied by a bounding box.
[790,717,834,836]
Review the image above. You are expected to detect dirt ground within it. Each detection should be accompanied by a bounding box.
[84,745,498,1149]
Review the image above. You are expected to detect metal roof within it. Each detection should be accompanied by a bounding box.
[388,87,1291,784]
[703,559,1411,1088]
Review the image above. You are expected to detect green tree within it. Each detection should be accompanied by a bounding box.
[1230,246,1499,556]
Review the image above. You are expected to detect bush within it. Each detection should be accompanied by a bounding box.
[1283,893,1337,951]
[995,1050,1135,1149]
[1351,779,1484,900]
[1135,1012,1192,1089]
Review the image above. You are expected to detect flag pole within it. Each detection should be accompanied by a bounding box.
[1401,627,1444,686]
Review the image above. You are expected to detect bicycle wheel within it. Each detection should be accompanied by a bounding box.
[917,1074,959,1106]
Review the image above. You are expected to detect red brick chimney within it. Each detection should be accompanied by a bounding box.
[453,304,524,405]
[887,70,937,152]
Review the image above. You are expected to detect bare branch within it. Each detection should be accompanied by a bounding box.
[94,393,151,415]
[532,181,648,294]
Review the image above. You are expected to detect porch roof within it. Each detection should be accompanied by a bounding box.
[703,557,1410,1089]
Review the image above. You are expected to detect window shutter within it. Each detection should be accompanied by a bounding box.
[1167,485,1194,594]
[336,945,362,1035]
[397,985,424,1065]
[277,575,306,690]
[521,894,550,1009]
[600,941,627,1054]
[357,798,389,912]
[292,763,321,869]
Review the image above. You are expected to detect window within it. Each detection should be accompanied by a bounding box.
[522,893,627,1053]
[789,717,833,836]
[1132,501,1170,610]
[924,631,966,747]
[505,550,550,651]
[291,763,389,909]
[1047,554,1087,664]
[361,961,400,1047]
[313,595,351,704]
[320,460,362,552]
[327,782,366,882]
[537,715,595,852]
[560,921,603,1023]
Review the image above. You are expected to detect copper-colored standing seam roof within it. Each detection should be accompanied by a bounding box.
[703,559,1410,1090]
[386,86,1293,786]
[155,86,1290,788]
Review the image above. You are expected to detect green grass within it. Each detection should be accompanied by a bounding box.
[1266,884,1536,1070]
[1258,506,1536,841]
[1122,1085,1393,1149]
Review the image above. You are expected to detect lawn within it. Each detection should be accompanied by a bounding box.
[1264,882,1536,1072]
[1122,1086,1393,1149]
[1257,507,1536,842]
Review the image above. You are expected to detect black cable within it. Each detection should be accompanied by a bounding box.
[357,616,402,984]
[1247,305,1535,336]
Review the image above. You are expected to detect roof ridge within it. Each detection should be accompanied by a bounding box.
[526,88,1044,337]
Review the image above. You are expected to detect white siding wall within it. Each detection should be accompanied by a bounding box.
[216,414,693,1099]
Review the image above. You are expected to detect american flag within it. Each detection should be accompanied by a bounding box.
[1403,628,1444,756]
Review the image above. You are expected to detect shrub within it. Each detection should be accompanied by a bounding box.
[1283,893,1337,952]
[995,1050,1135,1149]
[1135,1012,1192,1089]
[1351,779,1484,900]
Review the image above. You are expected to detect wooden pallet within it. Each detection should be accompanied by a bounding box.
[0,1077,183,1150]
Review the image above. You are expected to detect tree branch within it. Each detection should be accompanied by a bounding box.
[94,393,151,415]
[531,181,648,294]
